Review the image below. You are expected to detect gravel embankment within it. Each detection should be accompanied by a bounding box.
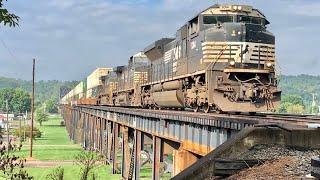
[230,144,320,179]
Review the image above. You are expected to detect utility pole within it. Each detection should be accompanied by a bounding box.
[29,58,35,158]
[24,110,27,141]
[19,112,21,143]
[6,99,9,152]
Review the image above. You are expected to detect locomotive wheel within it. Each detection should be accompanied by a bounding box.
[216,108,225,114]
[154,106,161,110]
[193,106,199,112]
[204,104,211,113]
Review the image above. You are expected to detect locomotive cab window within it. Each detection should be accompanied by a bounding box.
[237,15,269,26]
[203,15,233,25]
[189,17,199,35]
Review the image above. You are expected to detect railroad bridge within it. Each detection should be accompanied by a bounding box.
[61,105,320,179]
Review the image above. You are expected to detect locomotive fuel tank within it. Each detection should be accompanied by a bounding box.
[151,80,183,92]
[152,90,184,108]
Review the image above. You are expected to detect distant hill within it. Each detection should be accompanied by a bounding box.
[0,77,78,106]
[280,75,320,110]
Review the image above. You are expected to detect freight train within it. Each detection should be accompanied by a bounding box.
[61,4,281,114]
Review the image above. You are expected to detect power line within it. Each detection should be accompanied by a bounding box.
[0,36,19,61]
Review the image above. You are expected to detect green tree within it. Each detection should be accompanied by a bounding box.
[285,104,305,114]
[0,88,31,113]
[11,88,31,113]
[0,77,78,109]
[279,94,305,114]
[45,97,58,113]
[35,108,48,126]
[281,94,304,106]
[0,87,15,112]
[0,0,19,27]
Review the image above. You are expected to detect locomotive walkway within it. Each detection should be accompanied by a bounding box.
[60,105,320,179]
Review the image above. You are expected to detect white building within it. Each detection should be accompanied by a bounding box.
[0,115,8,129]
[0,113,14,121]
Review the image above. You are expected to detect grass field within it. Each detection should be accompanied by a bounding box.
[10,115,121,180]
[15,115,83,160]
[9,115,171,180]
[27,165,120,180]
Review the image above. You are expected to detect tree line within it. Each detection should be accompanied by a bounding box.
[279,75,320,114]
[0,77,78,114]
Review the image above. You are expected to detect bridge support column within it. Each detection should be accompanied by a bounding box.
[134,130,141,180]
[112,122,120,174]
[93,117,97,150]
[86,114,92,150]
[88,115,93,150]
[84,113,89,149]
[152,136,162,180]
[173,149,198,176]
[96,118,99,151]
[101,119,106,154]
[106,121,112,163]
[79,112,84,146]
[97,118,103,154]
[121,126,130,179]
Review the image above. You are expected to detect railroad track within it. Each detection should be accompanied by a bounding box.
[79,105,320,128]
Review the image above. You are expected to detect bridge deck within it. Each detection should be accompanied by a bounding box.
[60,105,320,179]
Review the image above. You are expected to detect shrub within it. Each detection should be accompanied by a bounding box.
[74,150,102,180]
[0,140,33,179]
[14,126,42,139]
[46,166,64,180]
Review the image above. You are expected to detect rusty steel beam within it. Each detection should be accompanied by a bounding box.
[94,117,97,150]
[84,113,89,149]
[134,130,142,180]
[106,121,112,163]
[122,126,130,179]
[173,149,198,176]
[152,136,161,180]
[112,122,120,174]
[101,119,106,154]
[89,115,92,149]
[99,118,102,152]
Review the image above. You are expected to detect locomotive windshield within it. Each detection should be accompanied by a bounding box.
[203,15,233,25]
[237,15,269,25]
[203,15,269,26]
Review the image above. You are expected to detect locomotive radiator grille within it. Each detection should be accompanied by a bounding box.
[202,42,275,64]
[134,71,148,85]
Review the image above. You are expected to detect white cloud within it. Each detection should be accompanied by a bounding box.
[0,0,319,80]
[289,3,320,17]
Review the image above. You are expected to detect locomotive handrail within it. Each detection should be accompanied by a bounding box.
[205,44,229,89]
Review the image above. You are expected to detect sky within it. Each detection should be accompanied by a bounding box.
[0,0,319,81]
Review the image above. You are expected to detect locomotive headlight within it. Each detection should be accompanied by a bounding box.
[266,62,272,68]
[229,60,235,66]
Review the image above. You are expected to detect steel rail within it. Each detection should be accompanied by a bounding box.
[79,105,320,128]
